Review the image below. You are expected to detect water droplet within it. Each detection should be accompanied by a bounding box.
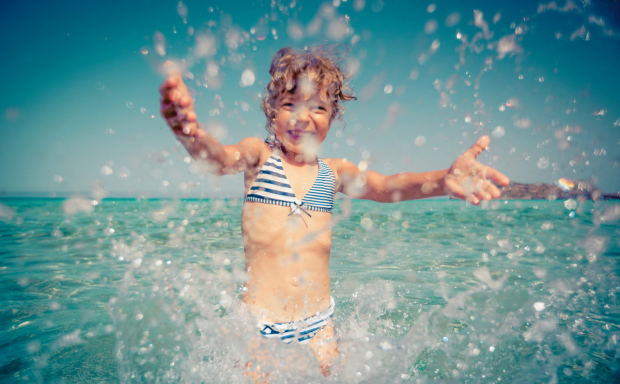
[564,199,577,210]
[125,101,134,109]
[140,107,146,114]
[361,217,374,231]
[54,175,63,183]
[424,19,438,34]
[327,18,348,40]
[176,1,188,20]
[445,12,460,27]
[100,165,113,176]
[492,126,505,138]
[415,136,426,147]
[537,157,550,169]
[253,24,268,41]
[240,69,255,87]
[63,196,94,215]
[443,336,449,342]
[384,84,393,94]
[514,118,531,129]
[541,222,553,230]
[533,302,545,311]
[154,31,166,56]
[117,167,131,179]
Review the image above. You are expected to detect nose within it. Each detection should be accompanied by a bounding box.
[294,105,311,123]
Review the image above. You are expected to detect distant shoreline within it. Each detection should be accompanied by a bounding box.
[2,181,618,201]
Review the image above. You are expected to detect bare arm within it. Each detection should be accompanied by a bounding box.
[336,136,510,205]
[159,70,267,175]
[336,160,448,202]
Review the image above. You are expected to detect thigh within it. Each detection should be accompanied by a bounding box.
[244,337,273,384]
[308,319,338,376]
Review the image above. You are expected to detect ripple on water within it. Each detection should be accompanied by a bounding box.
[0,199,619,382]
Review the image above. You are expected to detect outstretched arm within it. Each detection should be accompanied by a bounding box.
[159,64,267,175]
[337,136,509,204]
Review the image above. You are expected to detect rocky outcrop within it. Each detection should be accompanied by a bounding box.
[497,181,619,201]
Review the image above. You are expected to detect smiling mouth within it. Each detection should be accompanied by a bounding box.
[287,130,313,140]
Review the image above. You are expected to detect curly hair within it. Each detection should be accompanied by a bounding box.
[261,45,356,138]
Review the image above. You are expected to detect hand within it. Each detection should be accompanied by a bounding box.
[444,136,510,205]
[159,61,204,138]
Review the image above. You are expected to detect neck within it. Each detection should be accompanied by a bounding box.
[280,146,315,166]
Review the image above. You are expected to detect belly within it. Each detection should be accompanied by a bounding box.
[241,202,333,322]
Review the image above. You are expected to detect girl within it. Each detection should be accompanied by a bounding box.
[159,46,509,376]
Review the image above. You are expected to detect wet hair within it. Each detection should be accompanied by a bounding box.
[261,45,356,138]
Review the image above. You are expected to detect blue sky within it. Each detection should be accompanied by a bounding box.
[1,0,619,198]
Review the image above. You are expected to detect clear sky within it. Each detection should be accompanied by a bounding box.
[1,0,619,199]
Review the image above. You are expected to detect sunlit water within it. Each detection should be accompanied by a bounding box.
[1,198,619,383]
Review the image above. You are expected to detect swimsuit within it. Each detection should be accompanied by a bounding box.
[244,152,336,215]
[245,151,337,343]
[257,297,335,344]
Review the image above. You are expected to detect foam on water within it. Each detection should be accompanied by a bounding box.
[1,198,619,383]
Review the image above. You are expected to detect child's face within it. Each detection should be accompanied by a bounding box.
[274,75,332,158]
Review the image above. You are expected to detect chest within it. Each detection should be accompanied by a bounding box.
[280,161,319,200]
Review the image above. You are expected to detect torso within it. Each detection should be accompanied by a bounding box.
[241,146,338,322]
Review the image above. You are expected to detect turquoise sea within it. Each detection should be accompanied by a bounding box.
[1,198,619,383]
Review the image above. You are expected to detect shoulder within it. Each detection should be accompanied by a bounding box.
[321,158,359,181]
[238,136,270,152]
[240,136,272,157]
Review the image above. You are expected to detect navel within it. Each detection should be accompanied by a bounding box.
[291,277,300,286]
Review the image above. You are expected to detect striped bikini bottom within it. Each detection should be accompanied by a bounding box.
[257,297,335,345]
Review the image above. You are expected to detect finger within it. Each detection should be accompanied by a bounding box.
[484,166,510,186]
[159,76,179,97]
[160,86,178,104]
[485,181,502,199]
[163,60,180,76]
[161,92,173,104]
[445,179,467,200]
[475,189,491,201]
[186,111,197,122]
[161,108,177,119]
[180,95,192,108]
[467,194,480,205]
[464,136,490,159]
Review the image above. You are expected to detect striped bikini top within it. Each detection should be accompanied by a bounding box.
[244,153,336,215]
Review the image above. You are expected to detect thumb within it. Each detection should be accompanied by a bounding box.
[163,60,181,77]
[464,135,490,159]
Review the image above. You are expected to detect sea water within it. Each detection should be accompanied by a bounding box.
[0,198,619,383]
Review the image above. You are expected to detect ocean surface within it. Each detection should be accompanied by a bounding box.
[1,198,619,383]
